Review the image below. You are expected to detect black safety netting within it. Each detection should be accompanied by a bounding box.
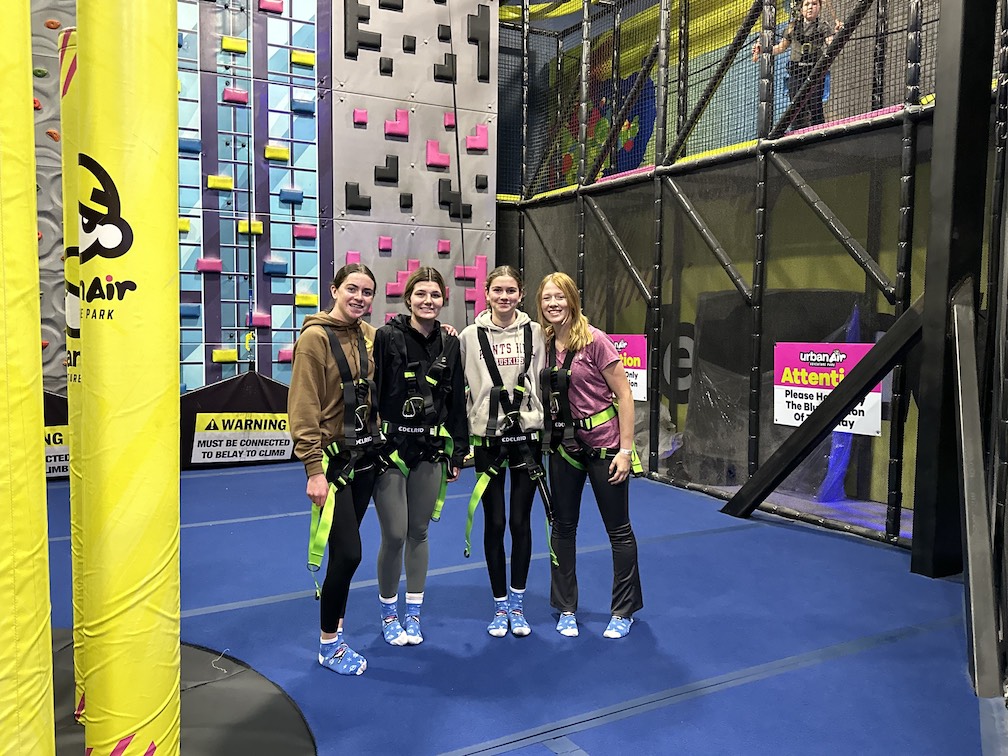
[494,1,1004,543]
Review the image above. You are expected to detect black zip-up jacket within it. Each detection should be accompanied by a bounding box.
[374,314,469,469]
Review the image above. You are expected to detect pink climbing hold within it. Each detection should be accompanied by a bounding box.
[466,123,488,152]
[384,108,409,137]
[426,140,450,168]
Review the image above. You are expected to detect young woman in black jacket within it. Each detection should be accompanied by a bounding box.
[372,267,468,645]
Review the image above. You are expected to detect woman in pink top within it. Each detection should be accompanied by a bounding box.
[536,272,642,639]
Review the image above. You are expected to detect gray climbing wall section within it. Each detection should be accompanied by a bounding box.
[330,0,498,325]
[24,0,497,394]
[29,0,75,393]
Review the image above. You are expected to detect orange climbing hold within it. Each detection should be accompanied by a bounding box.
[33,98,41,110]
[37,231,42,241]
[46,129,60,142]
[45,19,61,29]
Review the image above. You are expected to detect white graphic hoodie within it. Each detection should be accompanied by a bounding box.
[459,308,546,438]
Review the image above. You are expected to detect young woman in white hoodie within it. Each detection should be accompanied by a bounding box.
[458,266,546,637]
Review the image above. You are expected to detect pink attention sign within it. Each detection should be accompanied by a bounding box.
[773,342,882,436]
[609,334,647,401]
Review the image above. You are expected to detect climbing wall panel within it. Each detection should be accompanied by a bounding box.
[330,0,498,327]
[30,0,75,393]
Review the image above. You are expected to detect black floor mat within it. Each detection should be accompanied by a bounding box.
[52,629,315,755]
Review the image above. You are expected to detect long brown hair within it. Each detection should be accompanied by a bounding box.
[536,272,592,352]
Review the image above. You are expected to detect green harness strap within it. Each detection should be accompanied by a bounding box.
[429,426,455,522]
[553,443,644,475]
[381,422,455,522]
[464,436,507,558]
[307,449,357,599]
[580,403,617,430]
[597,445,645,475]
[303,323,376,599]
[548,404,616,472]
[558,445,586,470]
[464,434,558,567]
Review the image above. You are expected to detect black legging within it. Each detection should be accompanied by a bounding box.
[475,443,539,598]
[549,452,643,618]
[787,61,826,130]
[320,464,377,633]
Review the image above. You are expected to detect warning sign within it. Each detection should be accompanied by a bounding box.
[45,425,70,478]
[609,334,648,402]
[773,342,882,437]
[191,412,294,465]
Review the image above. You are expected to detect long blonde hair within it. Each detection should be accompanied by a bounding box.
[536,272,593,352]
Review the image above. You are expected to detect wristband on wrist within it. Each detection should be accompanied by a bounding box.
[618,448,633,457]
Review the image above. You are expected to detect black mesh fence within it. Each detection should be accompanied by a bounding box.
[678,4,762,159]
[496,2,1004,541]
[498,0,989,192]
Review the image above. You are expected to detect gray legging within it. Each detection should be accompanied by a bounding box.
[373,460,443,597]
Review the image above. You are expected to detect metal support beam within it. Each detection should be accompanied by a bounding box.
[885,0,924,542]
[518,0,530,277]
[574,0,591,297]
[950,281,1003,699]
[676,0,689,133]
[722,295,924,518]
[871,0,889,112]
[911,0,995,579]
[584,197,650,303]
[648,0,672,474]
[662,0,763,166]
[524,211,569,275]
[583,39,661,186]
[768,152,898,304]
[749,0,777,477]
[769,0,875,138]
[663,177,753,304]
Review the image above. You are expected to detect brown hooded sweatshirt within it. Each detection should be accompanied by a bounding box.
[288,311,377,479]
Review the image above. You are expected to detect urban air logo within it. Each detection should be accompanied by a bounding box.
[798,348,847,368]
[75,153,136,322]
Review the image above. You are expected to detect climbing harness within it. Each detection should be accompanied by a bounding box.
[306,325,380,598]
[376,327,456,520]
[464,324,556,564]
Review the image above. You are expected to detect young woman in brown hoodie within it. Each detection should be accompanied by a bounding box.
[289,263,379,676]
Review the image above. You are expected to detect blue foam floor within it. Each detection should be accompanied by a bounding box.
[47,465,980,755]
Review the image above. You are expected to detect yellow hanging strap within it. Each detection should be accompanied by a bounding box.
[306,445,356,598]
[429,427,454,522]
[465,466,506,558]
[598,445,644,475]
[464,436,506,558]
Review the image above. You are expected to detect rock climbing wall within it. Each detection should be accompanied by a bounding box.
[28,0,498,393]
[328,0,499,359]
[29,0,75,394]
[179,0,498,390]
